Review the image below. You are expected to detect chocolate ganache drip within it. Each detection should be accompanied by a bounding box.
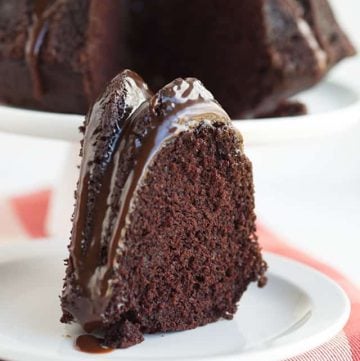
[65,70,229,331]
[25,0,63,100]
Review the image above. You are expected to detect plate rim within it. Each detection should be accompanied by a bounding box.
[0,241,351,361]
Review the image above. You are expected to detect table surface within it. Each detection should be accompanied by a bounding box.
[0,0,359,286]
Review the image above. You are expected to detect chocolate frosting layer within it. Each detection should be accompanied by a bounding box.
[25,0,64,100]
[64,70,230,331]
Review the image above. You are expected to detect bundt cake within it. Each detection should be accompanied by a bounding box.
[60,70,267,349]
[129,0,356,118]
[0,0,355,117]
[0,0,126,113]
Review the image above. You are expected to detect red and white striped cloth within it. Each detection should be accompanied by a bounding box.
[0,189,359,361]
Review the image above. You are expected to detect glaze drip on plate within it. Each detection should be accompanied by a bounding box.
[76,335,113,354]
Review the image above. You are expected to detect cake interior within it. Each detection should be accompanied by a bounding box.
[98,121,265,347]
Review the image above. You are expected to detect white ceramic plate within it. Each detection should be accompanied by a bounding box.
[0,79,359,145]
[0,241,350,361]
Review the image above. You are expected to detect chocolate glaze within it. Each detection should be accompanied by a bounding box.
[25,0,63,100]
[66,70,152,331]
[65,71,230,332]
[75,334,113,354]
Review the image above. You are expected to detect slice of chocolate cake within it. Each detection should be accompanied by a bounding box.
[60,70,267,349]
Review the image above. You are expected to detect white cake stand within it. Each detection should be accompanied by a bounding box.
[0,78,359,238]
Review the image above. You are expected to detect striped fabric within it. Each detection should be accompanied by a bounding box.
[0,189,359,360]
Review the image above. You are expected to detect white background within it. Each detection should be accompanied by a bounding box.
[0,0,359,284]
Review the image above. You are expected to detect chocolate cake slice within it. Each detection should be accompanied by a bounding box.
[61,70,267,349]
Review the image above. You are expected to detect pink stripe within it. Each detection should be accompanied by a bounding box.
[0,202,28,240]
[288,332,352,361]
[10,189,50,238]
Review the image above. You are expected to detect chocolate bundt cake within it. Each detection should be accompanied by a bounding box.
[0,0,126,113]
[60,70,267,349]
[0,0,355,117]
[130,0,356,117]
